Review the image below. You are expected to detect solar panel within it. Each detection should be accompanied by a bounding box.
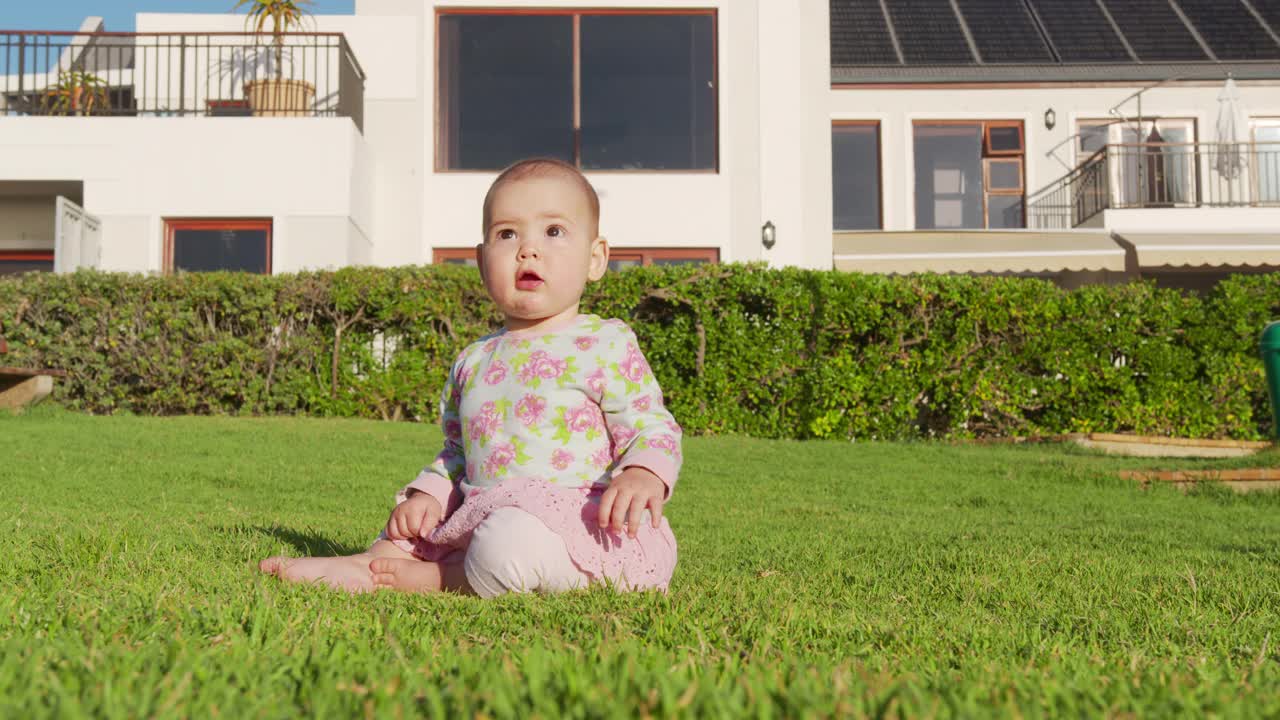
[1177,0,1280,60]
[1102,0,1208,61]
[954,0,1053,63]
[886,0,977,64]
[1250,0,1280,31]
[1027,0,1133,62]
[830,0,900,65]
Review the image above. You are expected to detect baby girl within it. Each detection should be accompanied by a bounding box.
[258,158,681,597]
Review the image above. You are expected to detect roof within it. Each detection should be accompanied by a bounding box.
[831,0,1280,83]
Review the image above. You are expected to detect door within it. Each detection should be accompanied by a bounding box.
[53,196,102,273]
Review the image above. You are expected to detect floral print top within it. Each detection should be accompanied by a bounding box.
[403,314,683,517]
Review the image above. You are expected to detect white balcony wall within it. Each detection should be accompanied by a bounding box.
[831,83,1280,234]
[0,117,369,272]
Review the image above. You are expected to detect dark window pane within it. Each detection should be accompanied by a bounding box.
[609,258,643,272]
[0,259,53,275]
[832,124,882,230]
[580,14,716,170]
[442,257,476,267]
[439,15,574,170]
[914,124,983,229]
[988,159,1021,190]
[1078,123,1109,155]
[173,228,269,273]
[987,195,1024,229]
[987,125,1022,153]
[653,258,707,266]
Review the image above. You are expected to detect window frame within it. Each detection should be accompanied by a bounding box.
[435,246,719,269]
[163,218,273,275]
[911,119,1027,229]
[0,250,55,275]
[831,120,884,231]
[432,247,479,266]
[433,8,720,174]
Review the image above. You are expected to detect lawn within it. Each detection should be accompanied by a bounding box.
[2,406,1279,717]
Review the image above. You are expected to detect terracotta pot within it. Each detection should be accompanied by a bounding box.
[244,78,316,117]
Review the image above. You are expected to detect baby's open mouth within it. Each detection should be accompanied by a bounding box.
[515,270,544,289]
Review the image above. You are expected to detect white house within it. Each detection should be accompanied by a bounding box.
[2,0,1279,291]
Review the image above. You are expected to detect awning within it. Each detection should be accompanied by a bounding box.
[1114,233,1280,268]
[833,231,1125,274]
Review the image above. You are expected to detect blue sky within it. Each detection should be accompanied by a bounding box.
[1,1,355,32]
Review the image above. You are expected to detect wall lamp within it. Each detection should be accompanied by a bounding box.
[761,220,776,249]
[1044,108,1057,130]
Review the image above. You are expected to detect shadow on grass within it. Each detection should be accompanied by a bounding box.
[240,524,367,557]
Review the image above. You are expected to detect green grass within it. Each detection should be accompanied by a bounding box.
[2,405,1279,718]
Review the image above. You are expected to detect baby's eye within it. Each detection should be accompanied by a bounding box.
[495,228,516,241]
[546,225,566,238]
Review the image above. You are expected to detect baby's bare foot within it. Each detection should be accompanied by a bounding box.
[370,557,445,593]
[258,554,376,593]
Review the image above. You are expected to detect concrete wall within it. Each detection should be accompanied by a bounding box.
[0,117,369,272]
[830,83,1280,234]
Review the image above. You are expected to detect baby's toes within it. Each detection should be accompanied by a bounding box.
[370,558,400,587]
[258,556,290,575]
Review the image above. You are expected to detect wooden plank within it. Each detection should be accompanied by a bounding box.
[1088,432,1271,450]
[1120,468,1280,494]
[0,366,69,379]
[0,375,53,411]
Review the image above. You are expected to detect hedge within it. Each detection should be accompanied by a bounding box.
[2,264,1278,440]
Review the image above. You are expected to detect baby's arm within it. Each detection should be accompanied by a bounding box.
[393,354,470,534]
[594,325,684,535]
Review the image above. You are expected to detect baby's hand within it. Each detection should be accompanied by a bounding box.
[598,467,666,538]
[386,491,444,541]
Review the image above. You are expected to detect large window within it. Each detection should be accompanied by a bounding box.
[913,121,1025,229]
[437,10,717,172]
[165,219,272,274]
[832,122,882,230]
[434,246,717,272]
[1253,118,1280,205]
[0,250,53,276]
[1078,118,1196,207]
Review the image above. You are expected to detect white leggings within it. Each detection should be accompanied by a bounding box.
[463,507,592,599]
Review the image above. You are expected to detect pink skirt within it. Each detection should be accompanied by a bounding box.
[387,477,678,591]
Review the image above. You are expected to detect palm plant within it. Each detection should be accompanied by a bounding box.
[232,0,314,80]
[40,70,111,116]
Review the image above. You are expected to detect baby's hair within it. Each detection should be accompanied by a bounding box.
[482,157,601,238]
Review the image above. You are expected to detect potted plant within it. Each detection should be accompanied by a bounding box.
[233,0,316,117]
[40,70,111,116]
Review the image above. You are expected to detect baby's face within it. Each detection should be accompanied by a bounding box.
[478,174,607,332]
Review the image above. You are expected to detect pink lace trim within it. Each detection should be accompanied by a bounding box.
[385,477,677,591]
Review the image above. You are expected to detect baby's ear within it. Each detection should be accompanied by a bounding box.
[587,235,609,282]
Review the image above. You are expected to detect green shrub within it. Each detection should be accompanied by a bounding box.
[2,265,1278,439]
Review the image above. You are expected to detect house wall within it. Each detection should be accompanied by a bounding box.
[0,197,57,249]
[829,83,1280,233]
[0,117,369,272]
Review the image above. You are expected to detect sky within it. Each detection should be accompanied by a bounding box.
[1,1,355,32]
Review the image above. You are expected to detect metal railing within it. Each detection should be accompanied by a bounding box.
[1029,141,1280,228]
[0,31,365,131]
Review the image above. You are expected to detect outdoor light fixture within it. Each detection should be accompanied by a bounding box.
[1044,108,1056,130]
[761,220,776,249]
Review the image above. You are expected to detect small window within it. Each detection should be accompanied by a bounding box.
[433,248,478,267]
[985,123,1023,155]
[985,158,1023,192]
[0,250,54,276]
[165,219,271,274]
[607,248,718,272]
[832,122,882,230]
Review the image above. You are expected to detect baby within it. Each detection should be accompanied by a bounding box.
[259,158,681,597]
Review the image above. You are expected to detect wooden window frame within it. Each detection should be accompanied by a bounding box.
[984,122,1024,156]
[984,158,1024,193]
[832,120,884,230]
[432,247,479,265]
[434,8,720,174]
[912,119,1026,229]
[164,218,273,274]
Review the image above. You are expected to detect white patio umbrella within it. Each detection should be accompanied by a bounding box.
[1215,77,1248,181]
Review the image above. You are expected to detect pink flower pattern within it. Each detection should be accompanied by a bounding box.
[515,394,547,427]
[425,317,681,494]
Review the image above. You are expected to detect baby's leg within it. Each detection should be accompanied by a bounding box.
[369,542,471,594]
[464,507,591,598]
[259,540,419,594]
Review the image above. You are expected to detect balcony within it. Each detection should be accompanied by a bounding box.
[0,30,365,131]
[1028,141,1280,229]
